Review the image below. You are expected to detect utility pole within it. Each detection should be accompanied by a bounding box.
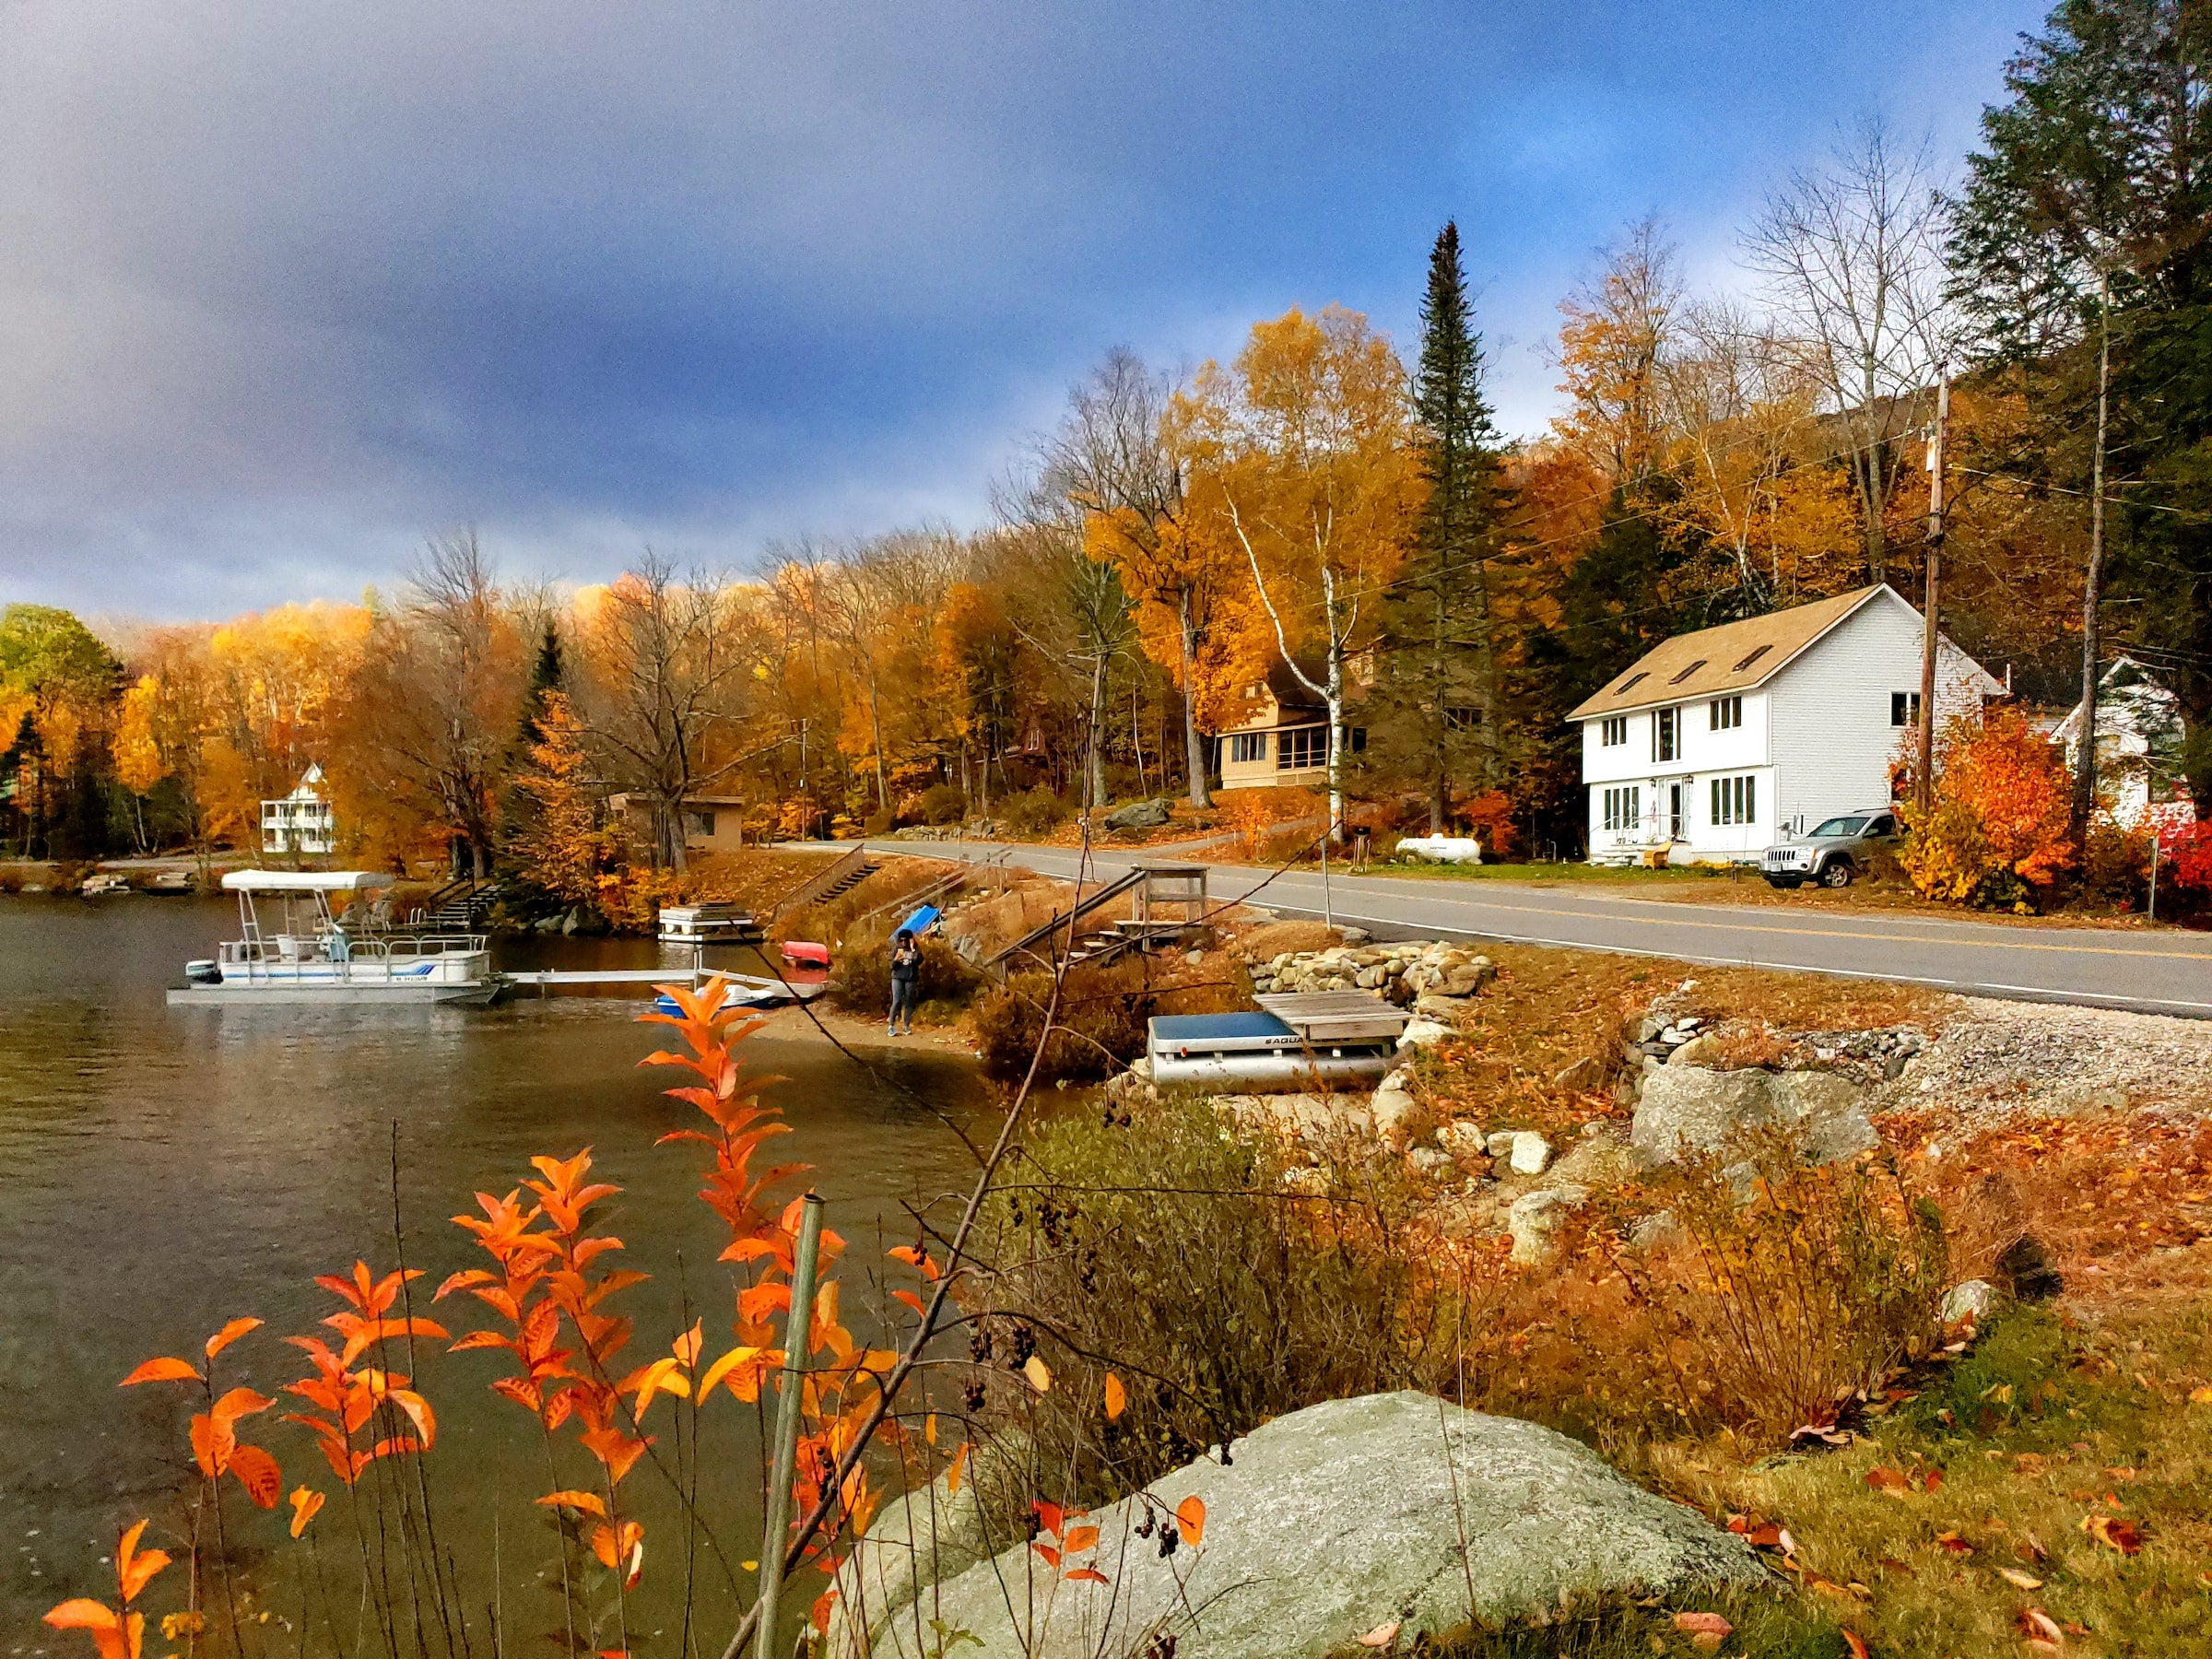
[1915,379,1948,817]
[2072,269,2113,845]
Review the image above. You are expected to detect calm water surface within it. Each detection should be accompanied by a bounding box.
[0,897,985,1649]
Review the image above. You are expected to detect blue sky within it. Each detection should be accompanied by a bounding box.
[0,0,2043,619]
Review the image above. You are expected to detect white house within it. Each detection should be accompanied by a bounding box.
[2053,656,2191,829]
[1570,584,2002,865]
[262,763,336,855]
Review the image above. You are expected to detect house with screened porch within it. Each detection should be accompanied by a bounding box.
[1215,658,1369,792]
[1570,584,2001,865]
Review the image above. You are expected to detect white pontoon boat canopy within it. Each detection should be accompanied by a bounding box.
[220,870,394,892]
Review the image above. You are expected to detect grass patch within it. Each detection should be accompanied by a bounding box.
[1649,1301,2212,1657]
[1326,1589,1849,1659]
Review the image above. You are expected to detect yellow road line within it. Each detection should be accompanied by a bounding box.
[1284,876,2212,964]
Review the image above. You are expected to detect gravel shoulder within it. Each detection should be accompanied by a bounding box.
[1886,994,2212,1116]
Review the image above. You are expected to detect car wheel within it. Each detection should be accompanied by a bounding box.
[1767,876,1803,889]
[1819,858,1854,888]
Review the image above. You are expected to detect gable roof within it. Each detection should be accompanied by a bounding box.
[1566,585,1895,722]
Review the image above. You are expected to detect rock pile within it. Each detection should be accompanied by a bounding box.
[1252,940,1494,1006]
[1621,1012,1929,1084]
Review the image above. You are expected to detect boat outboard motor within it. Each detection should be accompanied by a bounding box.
[184,959,221,985]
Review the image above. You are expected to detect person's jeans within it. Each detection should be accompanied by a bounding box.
[888,979,916,1029]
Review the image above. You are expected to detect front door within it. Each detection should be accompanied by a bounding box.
[1668,782,1689,843]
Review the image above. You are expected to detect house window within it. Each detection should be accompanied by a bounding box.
[1599,715,1628,747]
[1614,671,1647,697]
[1349,726,1367,753]
[1732,644,1772,674]
[1228,731,1267,765]
[1441,706,1481,732]
[1710,775,1757,827]
[1710,695,1742,731]
[1668,657,1709,686]
[1891,691,1923,727]
[1653,706,1680,762]
[1277,726,1326,770]
[687,810,717,838]
[1602,785,1642,834]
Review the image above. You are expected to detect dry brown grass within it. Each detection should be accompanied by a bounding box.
[1411,945,1951,1146]
[1883,1110,2212,1310]
[1232,917,1340,959]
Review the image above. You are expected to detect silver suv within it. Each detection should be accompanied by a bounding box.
[1760,808,1902,889]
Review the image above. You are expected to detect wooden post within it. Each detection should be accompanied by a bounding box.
[756,1193,826,1659]
[1916,379,1947,817]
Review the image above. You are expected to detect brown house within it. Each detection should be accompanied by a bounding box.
[1216,660,1367,792]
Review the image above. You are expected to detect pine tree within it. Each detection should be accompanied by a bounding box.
[1371,223,1508,832]
[1947,0,2212,822]
[502,620,571,867]
[517,622,566,748]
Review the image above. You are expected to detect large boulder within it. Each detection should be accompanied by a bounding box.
[1370,1066,1427,1151]
[1767,1071,1880,1163]
[844,1392,1761,1659]
[1104,797,1173,830]
[1632,1065,1876,1168]
[827,1431,1030,1654]
[1630,1066,1770,1162]
[1210,1092,1371,1140]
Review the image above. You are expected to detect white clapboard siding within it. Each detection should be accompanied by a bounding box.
[1765,588,1994,836]
[1580,586,2002,862]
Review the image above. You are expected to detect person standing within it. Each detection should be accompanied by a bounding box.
[887,929,921,1035]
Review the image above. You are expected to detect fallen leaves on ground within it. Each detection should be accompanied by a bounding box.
[1672,1611,1732,1652]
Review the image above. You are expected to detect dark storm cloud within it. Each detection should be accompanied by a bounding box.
[0,0,2038,617]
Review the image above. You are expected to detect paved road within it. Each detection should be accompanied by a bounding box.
[866,839,2212,1019]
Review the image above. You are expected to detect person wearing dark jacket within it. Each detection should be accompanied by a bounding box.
[888,929,921,1035]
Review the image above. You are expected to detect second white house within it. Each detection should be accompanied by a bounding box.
[1570,584,2002,865]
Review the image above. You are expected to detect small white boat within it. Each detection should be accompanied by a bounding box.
[168,871,496,1006]
[80,872,133,897]
[649,971,825,1017]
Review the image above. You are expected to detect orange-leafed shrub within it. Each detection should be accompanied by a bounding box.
[1451,788,1520,859]
[1900,710,2075,909]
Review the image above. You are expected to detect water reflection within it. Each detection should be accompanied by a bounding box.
[0,897,983,1644]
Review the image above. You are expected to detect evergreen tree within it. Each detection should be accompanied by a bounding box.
[1515,493,1688,855]
[1369,223,1509,832]
[501,620,571,870]
[1947,0,2212,818]
[517,621,566,747]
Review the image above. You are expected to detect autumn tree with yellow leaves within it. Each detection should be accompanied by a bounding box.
[1182,306,1426,835]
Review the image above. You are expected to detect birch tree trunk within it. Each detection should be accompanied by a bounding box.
[1177,589,1210,808]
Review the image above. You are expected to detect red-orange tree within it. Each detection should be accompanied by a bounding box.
[1900,710,2075,908]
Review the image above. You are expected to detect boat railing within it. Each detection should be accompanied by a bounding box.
[218,932,488,966]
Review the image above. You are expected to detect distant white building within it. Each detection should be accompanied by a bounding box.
[262,764,336,855]
[2054,657,2191,828]
[1570,584,2002,865]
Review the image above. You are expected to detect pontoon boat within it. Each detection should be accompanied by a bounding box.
[167,871,496,1006]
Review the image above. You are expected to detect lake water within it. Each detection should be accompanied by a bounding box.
[0,896,987,1654]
